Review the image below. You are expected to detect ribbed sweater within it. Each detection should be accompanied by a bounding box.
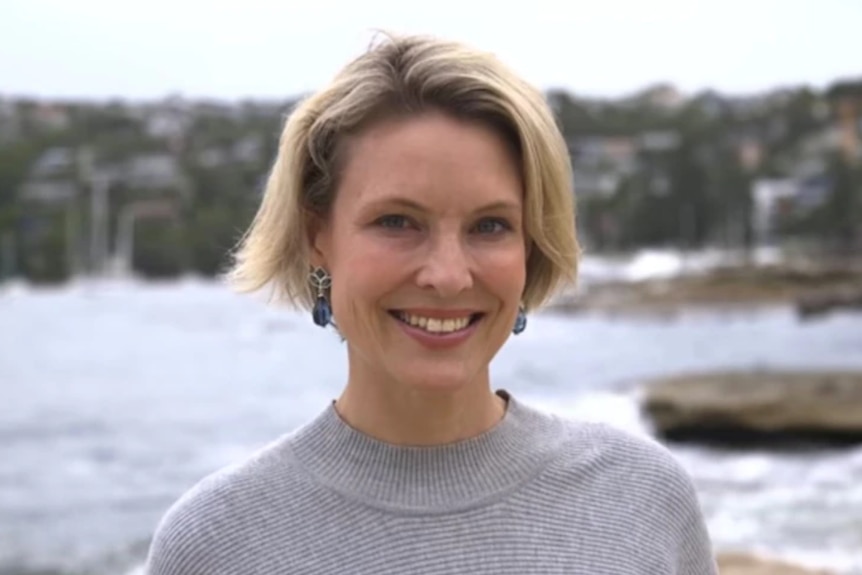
[145,391,717,574]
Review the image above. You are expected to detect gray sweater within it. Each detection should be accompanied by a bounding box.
[146,391,718,574]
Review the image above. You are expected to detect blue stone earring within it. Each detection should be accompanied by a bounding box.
[513,306,527,335]
[310,267,332,327]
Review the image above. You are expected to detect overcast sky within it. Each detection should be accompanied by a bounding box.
[1,0,860,101]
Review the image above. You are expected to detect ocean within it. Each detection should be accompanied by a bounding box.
[2,265,861,574]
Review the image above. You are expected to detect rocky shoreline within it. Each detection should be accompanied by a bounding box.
[717,552,837,574]
[561,264,861,572]
[550,262,862,319]
[643,369,860,574]
[641,370,862,448]
[639,366,861,571]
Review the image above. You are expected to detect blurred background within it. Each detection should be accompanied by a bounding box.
[1,1,861,574]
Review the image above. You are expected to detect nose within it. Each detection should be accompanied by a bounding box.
[415,233,473,297]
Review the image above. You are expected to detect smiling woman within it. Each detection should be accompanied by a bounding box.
[145,33,718,575]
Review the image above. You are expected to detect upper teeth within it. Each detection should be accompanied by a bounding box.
[398,312,472,333]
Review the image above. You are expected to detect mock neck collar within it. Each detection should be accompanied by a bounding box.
[288,390,566,512]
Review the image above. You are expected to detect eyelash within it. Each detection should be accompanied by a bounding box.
[376,214,412,229]
[373,215,512,235]
[473,218,511,235]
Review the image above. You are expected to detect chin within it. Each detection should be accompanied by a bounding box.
[391,361,481,394]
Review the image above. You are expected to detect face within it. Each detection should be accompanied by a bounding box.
[312,111,527,394]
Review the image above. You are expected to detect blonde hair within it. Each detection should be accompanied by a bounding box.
[228,33,580,311]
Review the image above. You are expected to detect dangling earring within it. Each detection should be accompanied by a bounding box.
[309,267,332,327]
[512,305,527,335]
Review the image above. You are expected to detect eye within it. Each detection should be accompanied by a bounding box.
[375,214,412,229]
[473,217,511,235]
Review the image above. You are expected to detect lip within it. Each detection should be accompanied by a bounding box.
[390,311,482,350]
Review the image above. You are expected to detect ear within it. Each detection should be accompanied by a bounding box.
[306,212,331,269]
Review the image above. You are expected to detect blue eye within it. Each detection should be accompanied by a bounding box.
[376,214,411,229]
[474,218,510,235]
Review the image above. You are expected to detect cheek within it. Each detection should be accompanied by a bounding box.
[477,244,527,297]
[329,238,409,314]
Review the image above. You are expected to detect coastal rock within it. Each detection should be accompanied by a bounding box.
[797,286,862,319]
[717,552,834,574]
[642,371,862,447]
[551,262,862,317]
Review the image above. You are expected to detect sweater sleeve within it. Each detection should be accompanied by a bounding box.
[144,481,229,575]
[663,456,719,575]
[576,422,719,574]
[673,493,718,574]
[145,503,211,575]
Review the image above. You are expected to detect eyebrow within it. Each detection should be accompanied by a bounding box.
[370,197,521,214]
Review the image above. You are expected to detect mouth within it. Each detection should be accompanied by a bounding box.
[388,310,484,335]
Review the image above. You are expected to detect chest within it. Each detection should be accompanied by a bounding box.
[220,502,671,575]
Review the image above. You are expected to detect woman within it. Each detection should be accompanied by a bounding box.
[146,34,717,574]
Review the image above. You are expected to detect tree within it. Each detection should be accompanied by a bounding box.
[823,154,861,251]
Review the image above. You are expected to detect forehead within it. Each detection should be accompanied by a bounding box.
[335,112,524,212]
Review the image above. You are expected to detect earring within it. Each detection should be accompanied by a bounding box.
[512,306,527,335]
[309,267,332,327]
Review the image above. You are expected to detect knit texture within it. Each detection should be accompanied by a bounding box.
[146,391,718,574]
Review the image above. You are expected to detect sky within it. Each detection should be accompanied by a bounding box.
[1,0,861,102]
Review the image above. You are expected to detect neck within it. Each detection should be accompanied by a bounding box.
[334,362,506,447]
[289,390,566,511]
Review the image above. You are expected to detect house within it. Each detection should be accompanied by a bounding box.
[572,168,621,198]
[30,104,70,132]
[232,135,263,165]
[19,180,78,204]
[145,110,190,141]
[639,131,680,153]
[628,83,685,110]
[643,84,684,109]
[125,153,189,195]
[194,135,264,168]
[751,179,798,244]
[567,136,637,169]
[737,138,764,171]
[143,96,193,146]
[693,90,727,119]
[30,148,76,178]
[826,80,862,163]
[751,176,832,243]
[781,124,853,183]
[567,136,638,198]
[0,99,19,143]
[18,147,80,204]
[196,147,228,168]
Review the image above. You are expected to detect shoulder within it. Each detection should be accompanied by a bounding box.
[573,421,692,485]
[554,419,717,572]
[552,417,705,524]
[511,397,701,513]
[145,433,305,575]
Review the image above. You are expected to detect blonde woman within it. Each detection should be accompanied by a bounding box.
[146,34,717,575]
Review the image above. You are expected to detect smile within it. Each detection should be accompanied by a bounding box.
[390,311,483,335]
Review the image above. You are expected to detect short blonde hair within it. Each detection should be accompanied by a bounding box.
[228,33,580,311]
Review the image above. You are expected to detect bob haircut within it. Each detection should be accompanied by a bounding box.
[228,33,580,311]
